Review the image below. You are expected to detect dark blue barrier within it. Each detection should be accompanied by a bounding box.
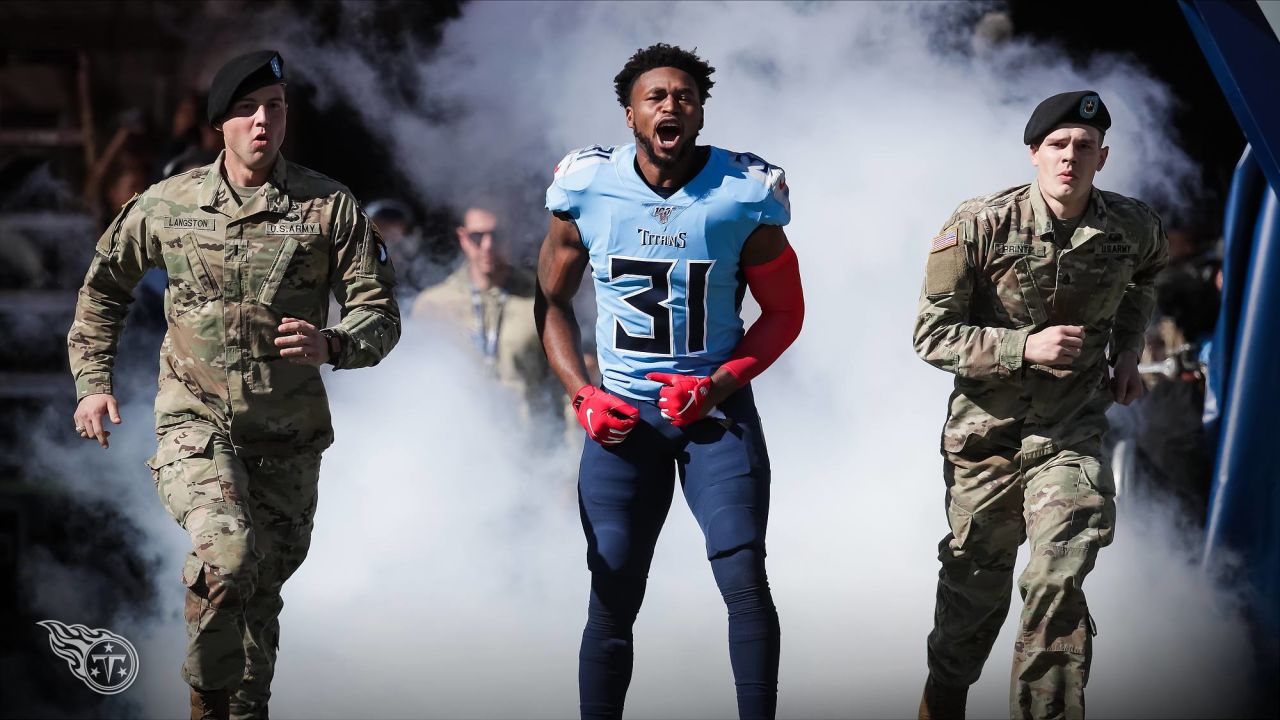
[1203,146,1279,694]
[1183,0,1280,700]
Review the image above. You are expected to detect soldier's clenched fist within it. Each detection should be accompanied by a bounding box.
[1024,325,1085,367]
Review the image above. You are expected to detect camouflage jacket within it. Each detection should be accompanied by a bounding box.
[68,151,401,455]
[914,181,1168,460]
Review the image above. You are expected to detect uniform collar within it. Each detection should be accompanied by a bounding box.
[199,150,293,220]
[1029,179,1108,248]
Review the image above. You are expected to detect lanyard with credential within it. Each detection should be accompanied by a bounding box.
[469,287,508,366]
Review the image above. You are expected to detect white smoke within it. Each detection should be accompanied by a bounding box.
[24,1,1251,718]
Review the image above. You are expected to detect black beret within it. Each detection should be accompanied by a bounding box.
[1023,90,1111,146]
[207,50,286,126]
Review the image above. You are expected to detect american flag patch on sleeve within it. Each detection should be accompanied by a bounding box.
[930,229,959,253]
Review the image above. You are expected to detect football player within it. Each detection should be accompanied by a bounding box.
[534,43,805,720]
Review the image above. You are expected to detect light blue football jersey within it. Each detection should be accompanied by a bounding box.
[546,143,790,402]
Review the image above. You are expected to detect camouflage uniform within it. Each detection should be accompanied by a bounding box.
[914,180,1167,718]
[68,151,400,716]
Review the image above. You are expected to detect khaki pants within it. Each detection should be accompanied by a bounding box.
[926,438,1116,719]
[149,422,320,718]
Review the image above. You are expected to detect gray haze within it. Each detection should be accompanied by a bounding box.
[24,2,1251,718]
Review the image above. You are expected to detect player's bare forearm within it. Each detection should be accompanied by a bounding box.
[536,212,592,396]
[539,295,590,396]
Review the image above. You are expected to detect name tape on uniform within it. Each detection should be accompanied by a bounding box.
[266,223,321,235]
[995,244,1048,257]
[163,217,217,231]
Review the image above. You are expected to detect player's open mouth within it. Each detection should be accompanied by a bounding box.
[655,120,681,150]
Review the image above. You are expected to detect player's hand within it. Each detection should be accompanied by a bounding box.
[1111,350,1144,405]
[275,318,328,366]
[74,393,121,449]
[573,385,639,446]
[645,372,714,427]
[1024,325,1085,367]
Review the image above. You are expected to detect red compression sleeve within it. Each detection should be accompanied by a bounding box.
[720,244,804,385]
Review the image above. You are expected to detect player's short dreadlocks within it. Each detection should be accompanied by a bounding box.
[613,43,715,108]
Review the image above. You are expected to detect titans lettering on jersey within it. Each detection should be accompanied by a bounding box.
[547,143,791,402]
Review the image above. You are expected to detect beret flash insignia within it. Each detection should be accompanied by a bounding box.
[1079,94,1099,119]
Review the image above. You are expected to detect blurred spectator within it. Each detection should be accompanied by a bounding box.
[1165,226,1199,262]
[84,111,152,228]
[159,91,221,179]
[365,198,434,301]
[411,205,566,430]
[971,10,1014,56]
[1125,224,1222,522]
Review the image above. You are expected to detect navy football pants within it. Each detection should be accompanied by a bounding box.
[577,385,779,720]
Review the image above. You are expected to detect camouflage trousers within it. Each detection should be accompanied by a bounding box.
[148,422,321,719]
[927,438,1115,719]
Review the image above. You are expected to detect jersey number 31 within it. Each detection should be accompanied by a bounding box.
[609,256,714,357]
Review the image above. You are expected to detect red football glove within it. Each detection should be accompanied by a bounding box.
[573,385,639,446]
[645,372,714,427]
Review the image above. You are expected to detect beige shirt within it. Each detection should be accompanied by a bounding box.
[411,264,564,426]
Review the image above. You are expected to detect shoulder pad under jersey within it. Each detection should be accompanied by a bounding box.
[553,146,615,187]
[724,149,790,225]
[547,145,616,214]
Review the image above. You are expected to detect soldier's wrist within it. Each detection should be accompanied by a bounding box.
[75,375,114,401]
[999,328,1031,373]
[320,328,343,366]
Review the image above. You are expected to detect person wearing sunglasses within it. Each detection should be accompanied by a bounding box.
[412,205,566,429]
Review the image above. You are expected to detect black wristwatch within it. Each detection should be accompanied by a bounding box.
[319,328,342,366]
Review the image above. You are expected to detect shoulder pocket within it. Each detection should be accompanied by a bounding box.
[926,242,966,295]
[146,425,213,470]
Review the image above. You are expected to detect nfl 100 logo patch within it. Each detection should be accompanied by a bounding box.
[651,205,677,225]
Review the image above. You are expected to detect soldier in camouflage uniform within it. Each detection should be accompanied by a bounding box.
[913,92,1168,719]
[68,51,400,720]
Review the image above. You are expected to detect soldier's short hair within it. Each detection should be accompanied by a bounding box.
[613,43,715,108]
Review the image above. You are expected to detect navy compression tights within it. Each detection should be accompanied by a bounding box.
[577,387,779,719]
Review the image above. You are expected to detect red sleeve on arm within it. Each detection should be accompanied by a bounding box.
[719,244,804,385]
